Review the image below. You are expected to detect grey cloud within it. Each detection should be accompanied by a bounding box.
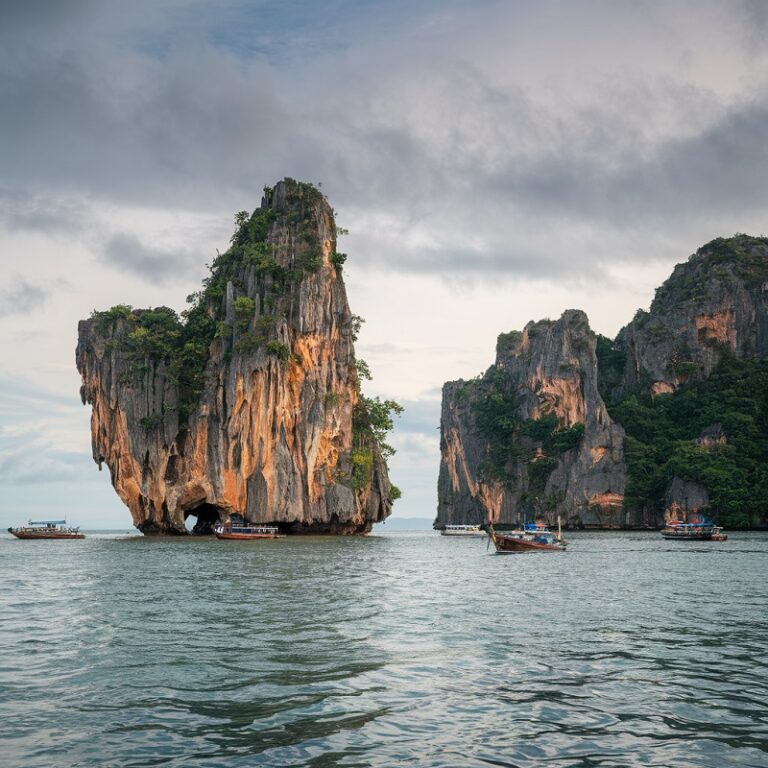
[392,397,441,437]
[0,0,95,31]
[0,377,89,484]
[405,245,575,279]
[0,375,79,416]
[0,276,49,318]
[102,233,196,283]
[0,38,295,209]
[0,378,96,484]
[737,0,768,42]
[336,76,768,233]
[0,0,767,285]
[0,444,80,484]
[0,189,88,234]
[488,96,768,225]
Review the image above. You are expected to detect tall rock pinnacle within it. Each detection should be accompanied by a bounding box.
[77,179,395,534]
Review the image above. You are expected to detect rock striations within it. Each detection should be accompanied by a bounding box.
[614,235,768,399]
[438,311,627,529]
[77,179,395,534]
[438,235,768,529]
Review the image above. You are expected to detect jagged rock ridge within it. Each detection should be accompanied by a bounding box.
[77,179,394,534]
[438,235,768,529]
[438,310,627,529]
[613,234,768,400]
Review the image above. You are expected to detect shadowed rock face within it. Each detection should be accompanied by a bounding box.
[437,311,627,529]
[437,235,768,530]
[77,180,392,534]
[614,235,768,400]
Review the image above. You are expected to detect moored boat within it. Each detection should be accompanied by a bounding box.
[710,527,728,541]
[440,524,486,537]
[8,520,85,540]
[213,522,285,540]
[661,519,727,541]
[488,521,566,552]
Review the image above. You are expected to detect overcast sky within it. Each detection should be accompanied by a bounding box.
[1,0,767,528]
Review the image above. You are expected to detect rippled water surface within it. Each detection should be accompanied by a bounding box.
[1,530,767,767]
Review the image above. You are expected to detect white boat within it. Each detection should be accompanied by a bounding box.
[214,523,285,540]
[440,524,486,537]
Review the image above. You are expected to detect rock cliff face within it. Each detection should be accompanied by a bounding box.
[77,180,394,534]
[614,235,768,400]
[437,310,627,528]
[438,235,768,529]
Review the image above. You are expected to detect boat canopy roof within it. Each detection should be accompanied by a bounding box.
[29,520,67,525]
[668,522,714,527]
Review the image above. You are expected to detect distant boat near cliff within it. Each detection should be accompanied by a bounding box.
[440,525,486,537]
[7,520,85,540]
[213,522,286,540]
[487,522,567,553]
[661,519,728,541]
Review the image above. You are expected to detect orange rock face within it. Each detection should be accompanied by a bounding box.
[77,181,393,534]
[437,310,627,529]
[695,310,737,349]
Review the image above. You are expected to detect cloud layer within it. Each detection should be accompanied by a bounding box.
[0,276,49,318]
[2,1,766,279]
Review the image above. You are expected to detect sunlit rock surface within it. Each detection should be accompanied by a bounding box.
[437,235,768,529]
[77,180,393,534]
[437,311,627,529]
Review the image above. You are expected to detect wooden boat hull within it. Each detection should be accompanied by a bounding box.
[8,530,85,539]
[492,535,566,552]
[661,528,725,541]
[214,532,285,540]
[487,525,566,552]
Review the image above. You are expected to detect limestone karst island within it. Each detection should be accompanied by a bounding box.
[77,179,399,535]
[437,235,768,531]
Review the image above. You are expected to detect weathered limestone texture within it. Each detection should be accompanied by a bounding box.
[437,235,768,529]
[437,311,627,529]
[77,180,393,534]
[664,477,710,523]
[614,235,768,399]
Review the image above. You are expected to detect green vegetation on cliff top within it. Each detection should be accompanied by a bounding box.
[90,179,400,499]
[601,235,768,528]
[651,234,768,308]
[92,180,331,414]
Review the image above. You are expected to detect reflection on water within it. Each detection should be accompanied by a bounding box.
[0,531,767,767]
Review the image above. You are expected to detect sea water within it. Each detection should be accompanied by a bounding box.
[1,530,766,767]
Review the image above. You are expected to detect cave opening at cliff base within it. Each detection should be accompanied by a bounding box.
[184,503,223,535]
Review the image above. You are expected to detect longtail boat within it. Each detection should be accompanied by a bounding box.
[487,520,566,553]
[8,520,85,540]
[213,522,285,540]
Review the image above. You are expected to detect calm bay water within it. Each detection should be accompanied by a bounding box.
[1,530,767,767]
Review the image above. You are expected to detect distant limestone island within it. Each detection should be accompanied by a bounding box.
[77,179,401,535]
[437,235,768,531]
